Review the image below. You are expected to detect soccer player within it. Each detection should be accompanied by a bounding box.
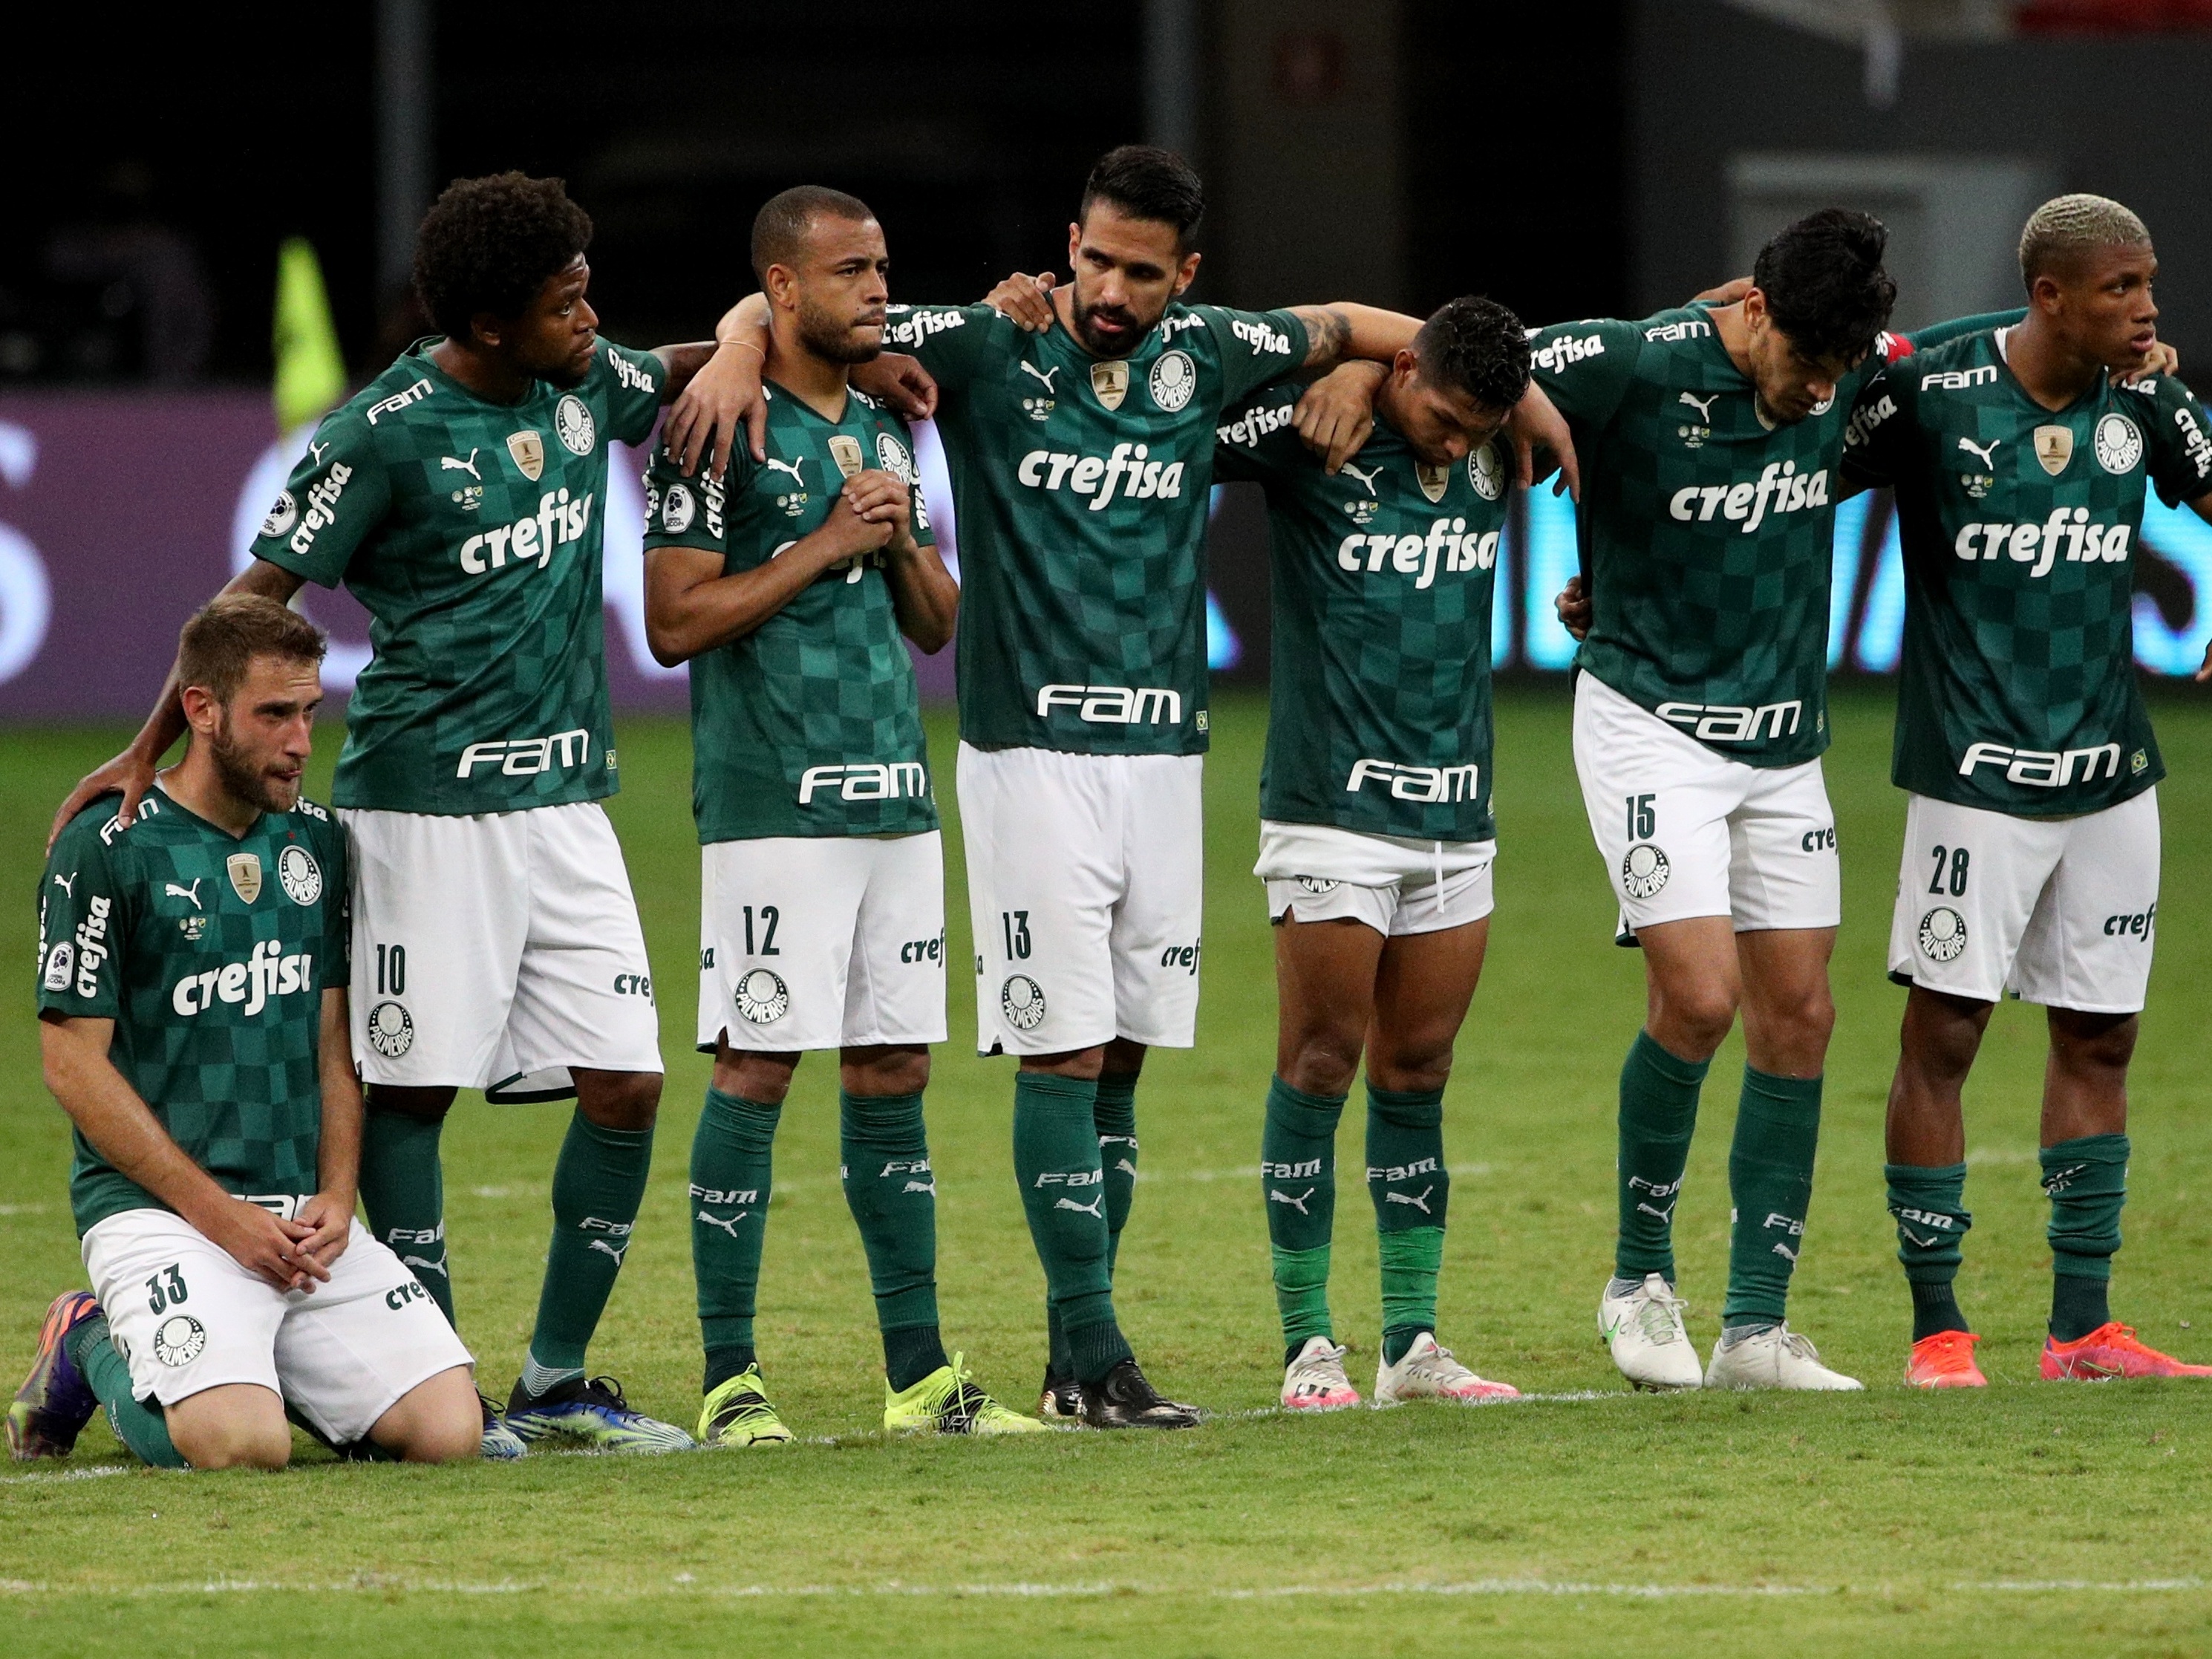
[1529,210,1911,1391]
[1841,195,2212,1386]
[687,146,1516,1425]
[1213,297,1533,1411]
[641,186,1040,1441]
[10,596,480,1469]
[50,173,758,1453]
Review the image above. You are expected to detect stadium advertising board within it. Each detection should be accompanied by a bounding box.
[2,393,2210,719]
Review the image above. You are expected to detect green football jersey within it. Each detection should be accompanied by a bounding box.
[37,788,351,1236]
[251,339,666,813]
[1215,384,1510,841]
[641,382,939,842]
[1842,327,2212,815]
[882,300,1308,754]
[1530,305,1905,768]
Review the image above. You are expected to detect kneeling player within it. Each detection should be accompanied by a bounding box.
[1219,299,1533,1409]
[1843,195,2212,1386]
[644,188,1039,1441]
[9,599,479,1468]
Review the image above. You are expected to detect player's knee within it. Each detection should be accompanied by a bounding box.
[2051,1009,2136,1076]
[1653,985,1737,1055]
[578,1068,662,1130]
[1282,1031,1362,1098]
[843,1045,930,1096]
[1366,1049,1452,1096]
[172,1404,292,1470]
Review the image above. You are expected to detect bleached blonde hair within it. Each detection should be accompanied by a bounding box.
[2019,194,2152,289]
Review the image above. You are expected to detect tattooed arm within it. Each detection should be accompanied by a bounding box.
[1285,303,1420,371]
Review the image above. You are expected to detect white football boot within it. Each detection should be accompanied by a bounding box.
[1703,1323,1864,1391]
[1373,1333,1520,1406]
[1599,1274,1704,1389]
[1281,1337,1361,1411]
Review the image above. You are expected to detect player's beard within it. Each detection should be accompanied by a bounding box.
[797,299,884,366]
[1071,293,1153,358]
[208,717,301,815]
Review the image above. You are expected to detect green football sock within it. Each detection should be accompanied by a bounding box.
[1367,1083,1448,1363]
[1885,1161,1971,1340]
[1616,1031,1708,1282]
[525,1111,654,1379]
[692,1086,780,1390]
[1095,1072,1140,1279]
[65,1314,183,1469]
[839,1089,947,1391]
[2043,1133,2128,1342]
[358,1106,454,1326]
[1722,1067,1821,1329]
[1263,1075,1345,1356]
[1013,1070,1129,1384]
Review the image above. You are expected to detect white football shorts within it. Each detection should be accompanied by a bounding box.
[82,1206,472,1446]
[958,743,1204,1056]
[1887,788,2159,1014]
[1257,820,1496,937]
[1573,671,1840,937]
[341,801,663,1101]
[698,831,947,1054]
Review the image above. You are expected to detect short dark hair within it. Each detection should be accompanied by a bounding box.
[751,186,877,285]
[1079,146,1205,247]
[177,595,326,705]
[1413,296,1531,411]
[413,172,593,340]
[1752,208,1897,365]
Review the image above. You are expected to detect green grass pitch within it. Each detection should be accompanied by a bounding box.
[3,686,2211,1657]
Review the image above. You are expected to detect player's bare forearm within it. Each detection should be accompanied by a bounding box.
[648,341,722,400]
[42,1015,244,1233]
[663,299,771,475]
[49,558,305,850]
[1288,303,1420,371]
[884,536,959,654]
[645,519,885,662]
[313,989,362,1211]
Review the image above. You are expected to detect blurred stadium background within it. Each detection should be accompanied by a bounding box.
[5,0,2212,720]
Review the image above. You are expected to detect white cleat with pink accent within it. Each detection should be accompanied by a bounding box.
[1281,1336,1362,1411]
[1373,1332,1520,1406]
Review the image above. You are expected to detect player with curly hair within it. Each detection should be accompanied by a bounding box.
[50,172,759,1456]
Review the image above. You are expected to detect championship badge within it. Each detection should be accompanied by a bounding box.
[826,434,865,479]
[2033,425,2073,477]
[507,429,547,482]
[1091,359,1129,411]
[1416,461,1449,503]
[226,852,263,905]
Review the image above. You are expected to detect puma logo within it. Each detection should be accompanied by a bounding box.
[309,440,330,466]
[695,1209,748,1238]
[1957,435,2000,469]
[1268,1187,1315,1216]
[587,1238,630,1265]
[1386,1186,1435,1215]
[50,873,76,899]
[1054,1194,1105,1219]
[164,879,203,910]
[1339,460,1380,496]
[1114,1158,1138,1178]
[402,1251,448,1281]
[763,456,806,489]
[1678,391,1717,420]
[441,449,482,479]
[1019,362,1060,394]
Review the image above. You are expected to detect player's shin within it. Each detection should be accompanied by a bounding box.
[1367,1085,1449,1363]
[1095,1072,1140,1280]
[1616,1032,1708,1285]
[839,1090,949,1390]
[1885,1162,1972,1338]
[1263,1076,1344,1357]
[360,1106,454,1325]
[1013,1072,1130,1383]
[2042,1133,2128,1341]
[66,1314,184,1469]
[523,1111,655,1391]
[1721,1069,1822,1332]
[692,1087,779,1388]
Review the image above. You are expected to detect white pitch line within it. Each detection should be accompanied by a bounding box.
[0,1576,2202,1600]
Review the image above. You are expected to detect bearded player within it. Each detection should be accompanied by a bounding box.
[1841,195,2212,1387]
[1526,211,1922,1391]
[641,187,1040,1441]
[12,597,479,1470]
[685,148,1579,1425]
[51,174,757,1453]
[1209,298,1532,1410]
